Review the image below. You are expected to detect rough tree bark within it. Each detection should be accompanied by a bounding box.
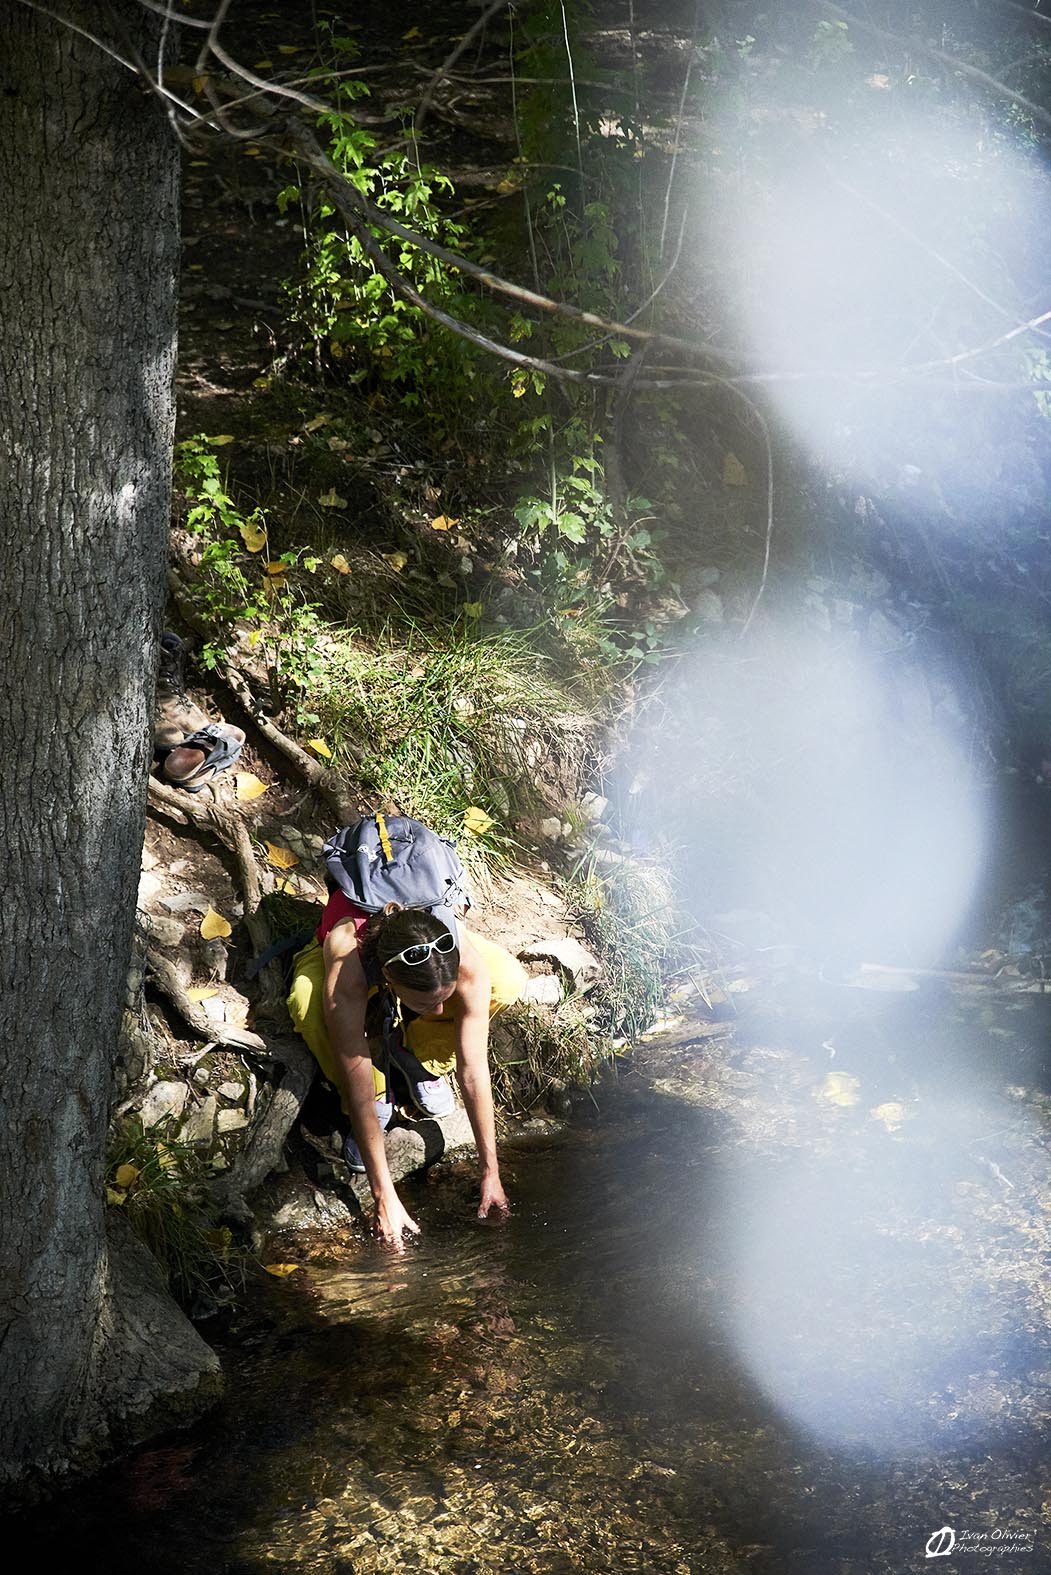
[0,3,220,1503]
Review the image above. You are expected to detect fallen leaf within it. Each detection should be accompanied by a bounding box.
[496,179,519,195]
[200,907,233,940]
[239,519,267,553]
[402,26,422,40]
[318,487,347,508]
[236,772,268,801]
[817,1070,861,1107]
[278,44,298,55]
[106,1187,127,1207]
[722,451,748,486]
[186,986,219,1002]
[462,601,483,618]
[263,560,287,577]
[329,553,351,575]
[265,842,300,870]
[304,414,331,432]
[263,1262,300,1277]
[208,434,236,446]
[305,738,332,759]
[430,514,459,531]
[409,665,426,680]
[462,806,494,836]
[381,551,408,573]
[871,1101,907,1131]
[114,1164,140,1189]
[867,73,891,89]
[274,877,298,894]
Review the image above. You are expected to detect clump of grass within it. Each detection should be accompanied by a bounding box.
[489,1001,612,1116]
[106,1118,245,1310]
[564,855,691,1040]
[306,618,581,875]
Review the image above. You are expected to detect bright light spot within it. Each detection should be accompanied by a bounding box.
[709,101,1051,502]
[618,620,985,967]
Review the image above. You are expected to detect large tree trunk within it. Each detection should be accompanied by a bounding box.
[0,4,219,1503]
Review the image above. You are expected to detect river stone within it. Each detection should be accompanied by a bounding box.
[141,1080,188,1128]
[521,973,563,1006]
[579,792,608,822]
[182,1094,218,1145]
[216,1107,248,1133]
[144,914,184,949]
[137,871,163,906]
[160,889,211,914]
[218,1080,244,1101]
[519,936,601,991]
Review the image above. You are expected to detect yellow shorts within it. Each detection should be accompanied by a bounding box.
[287,929,527,1107]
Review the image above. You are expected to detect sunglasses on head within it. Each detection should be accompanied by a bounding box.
[384,931,457,969]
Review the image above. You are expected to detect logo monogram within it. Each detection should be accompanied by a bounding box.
[926,1527,956,1559]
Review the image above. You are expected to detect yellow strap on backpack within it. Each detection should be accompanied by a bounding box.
[375,812,394,864]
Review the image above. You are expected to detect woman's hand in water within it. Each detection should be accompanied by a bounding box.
[373,1190,420,1252]
[477,1170,509,1221]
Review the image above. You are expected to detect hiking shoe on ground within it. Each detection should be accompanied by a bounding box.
[342,1096,395,1174]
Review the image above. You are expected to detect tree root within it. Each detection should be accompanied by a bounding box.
[145,950,269,1057]
[208,1035,317,1225]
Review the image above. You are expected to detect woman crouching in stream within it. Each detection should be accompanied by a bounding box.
[288,894,528,1250]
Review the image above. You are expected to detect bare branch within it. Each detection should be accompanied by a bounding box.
[413,0,513,144]
[815,1,1051,132]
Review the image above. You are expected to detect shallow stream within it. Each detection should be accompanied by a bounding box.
[16,988,1051,1572]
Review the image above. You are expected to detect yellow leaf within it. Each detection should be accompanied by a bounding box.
[263,560,287,577]
[402,26,422,40]
[330,340,344,359]
[236,772,268,800]
[186,986,219,1002]
[247,629,263,648]
[275,876,297,894]
[114,1163,140,1190]
[496,179,519,195]
[318,488,347,508]
[329,554,351,575]
[871,1101,907,1131]
[155,1142,177,1172]
[512,382,527,397]
[462,601,483,618]
[200,907,233,940]
[253,58,273,70]
[722,451,748,486]
[193,75,210,96]
[462,806,494,836]
[239,519,268,553]
[381,551,408,573]
[278,44,298,54]
[304,414,331,433]
[243,147,262,158]
[106,1187,127,1207]
[816,1071,861,1107]
[266,842,300,870]
[430,514,459,532]
[209,434,236,446]
[263,1262,300,1277]
[305,738,332,759]
[252,375,271,389]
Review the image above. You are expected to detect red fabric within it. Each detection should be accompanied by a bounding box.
[317,889,370,946]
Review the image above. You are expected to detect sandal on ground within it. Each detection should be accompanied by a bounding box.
[159,723,245,792]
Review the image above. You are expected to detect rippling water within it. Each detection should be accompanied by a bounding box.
[10,1019,1051,1573]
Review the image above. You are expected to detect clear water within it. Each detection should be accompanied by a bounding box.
[11,1027,1051,1574]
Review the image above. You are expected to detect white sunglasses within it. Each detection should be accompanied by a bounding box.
[384,931,457,969]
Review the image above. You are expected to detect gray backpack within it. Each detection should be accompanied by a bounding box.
[322,814,472,941]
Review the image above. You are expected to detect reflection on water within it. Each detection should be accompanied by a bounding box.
[10,1025,1051,1574]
